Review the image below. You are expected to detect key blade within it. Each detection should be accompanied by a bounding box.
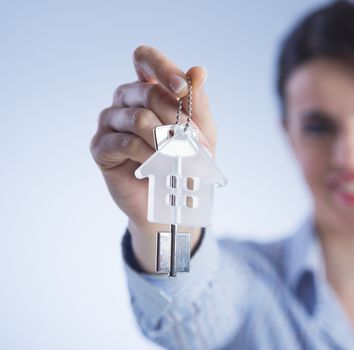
[156,231,171,273]
[176,232,191,273]
[155,231,191,274]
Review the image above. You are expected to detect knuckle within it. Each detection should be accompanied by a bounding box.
[132,109,154,132]
[89,134,100,160]
[145,84,162,108]
[123,134,140,155]
[113,83,129,106]
[98,108,110,127]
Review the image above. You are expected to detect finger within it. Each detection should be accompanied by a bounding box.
[112,82,213,150]
[112,82,179,126]
[133,45,189,97]
[98,107,163,149]
[90,132,154,171]
[183,66,217,150]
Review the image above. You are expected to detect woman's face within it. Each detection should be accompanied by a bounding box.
[284,58,354,230]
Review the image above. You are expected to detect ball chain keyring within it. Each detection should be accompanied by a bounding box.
[175,76,192,131]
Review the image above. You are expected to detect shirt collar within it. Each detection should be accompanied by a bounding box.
[285,215,326,293]
[284,216,354,347]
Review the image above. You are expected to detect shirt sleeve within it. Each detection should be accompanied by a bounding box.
[121,227,252,350]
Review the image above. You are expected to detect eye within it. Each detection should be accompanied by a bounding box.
[301,111,336,136]
[303,121,333,134]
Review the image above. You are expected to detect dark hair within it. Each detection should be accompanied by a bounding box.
[277,0,354,116]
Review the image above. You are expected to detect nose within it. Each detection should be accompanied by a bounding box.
[332,126,354,171]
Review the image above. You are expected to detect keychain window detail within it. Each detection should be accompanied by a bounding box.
[167,175,180,189]
[185,195,198,208]
[185,177,199,191]
[167,194,178,207]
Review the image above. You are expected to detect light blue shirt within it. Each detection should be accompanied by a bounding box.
[122,217,354,349]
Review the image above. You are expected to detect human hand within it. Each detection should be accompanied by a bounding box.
[90,45,216,271]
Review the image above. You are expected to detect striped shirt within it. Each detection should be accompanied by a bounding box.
[122,216,354,349]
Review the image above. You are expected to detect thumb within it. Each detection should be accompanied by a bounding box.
[183,66,216,152]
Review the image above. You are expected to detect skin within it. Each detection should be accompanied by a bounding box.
[90,46,215,272]
[90,48,354,325]
[284,58,354,326]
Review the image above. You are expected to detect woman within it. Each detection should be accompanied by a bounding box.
[90,1,354,349]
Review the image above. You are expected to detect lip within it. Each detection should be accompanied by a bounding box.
[326,172,354,206]
[335,190,354,206]
[327,171,354,189]
[340,172,354,181]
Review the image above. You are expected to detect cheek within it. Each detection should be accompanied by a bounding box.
[294,141,331,192]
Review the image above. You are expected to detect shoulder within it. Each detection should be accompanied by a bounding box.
[216,231,297,284]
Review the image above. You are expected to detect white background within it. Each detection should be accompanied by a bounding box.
[0,0,328,349]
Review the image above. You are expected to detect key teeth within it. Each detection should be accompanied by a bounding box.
[156,232,171,273]
[155,231,191,275]
[176,232,191,273]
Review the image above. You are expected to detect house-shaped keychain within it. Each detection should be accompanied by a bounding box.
[136,124,226,226]
[135,124,227,276]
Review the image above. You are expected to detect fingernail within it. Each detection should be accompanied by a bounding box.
[169,75,188,94]
[201,67,208,84]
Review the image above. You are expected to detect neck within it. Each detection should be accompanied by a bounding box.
[315,211,354,299]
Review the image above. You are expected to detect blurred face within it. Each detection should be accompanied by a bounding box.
[284,59,354,231]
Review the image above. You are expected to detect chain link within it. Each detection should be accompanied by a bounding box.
[175,97,183,125]
[175,76,192,131]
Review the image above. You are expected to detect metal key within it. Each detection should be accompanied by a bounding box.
[156,226,191,277]
[134,76,227,278]
[153,125,194,277]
